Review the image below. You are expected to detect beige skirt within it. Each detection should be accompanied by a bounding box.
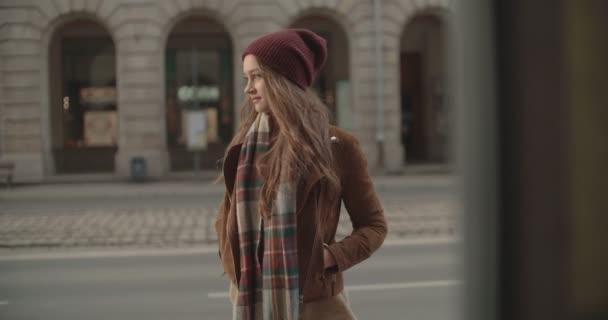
[229,282,357,320]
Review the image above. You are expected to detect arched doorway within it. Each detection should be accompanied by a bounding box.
[290,15,351,129]
[165,16,233,171]
[400,14,447,164]
[49,19,118,174]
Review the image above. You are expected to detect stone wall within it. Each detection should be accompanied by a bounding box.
[0,0,451,181]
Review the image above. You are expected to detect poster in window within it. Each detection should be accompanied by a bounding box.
[185,110,207,150]
[80,87,117,108]
[182,108,219,149]
[84,111,118,146]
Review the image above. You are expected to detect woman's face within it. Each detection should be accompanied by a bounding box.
[243,55,269,113]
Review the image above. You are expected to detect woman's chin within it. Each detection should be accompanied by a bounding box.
[254,105,269,113]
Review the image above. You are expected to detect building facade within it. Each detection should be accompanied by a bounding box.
[0,0,450,182]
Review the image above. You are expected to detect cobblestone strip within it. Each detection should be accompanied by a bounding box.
[0,200,456,250]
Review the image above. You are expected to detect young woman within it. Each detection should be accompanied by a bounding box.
[215,29,387,320]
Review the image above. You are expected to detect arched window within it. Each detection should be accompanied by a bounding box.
[400,14,447,164]
[165,16,233,171]
[290,15,351,129]
[49,19,117,173]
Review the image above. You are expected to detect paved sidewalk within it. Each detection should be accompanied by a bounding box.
[0,174,454,200]
[0,175,458,254]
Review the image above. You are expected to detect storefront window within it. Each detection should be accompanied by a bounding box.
[165,19,233,171]
[62,37,117,148]
[400,14,447,163]
[167,48,223,146]
[291,17,350,128]
[50,20,117,174]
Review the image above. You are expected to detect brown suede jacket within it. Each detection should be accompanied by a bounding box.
[214,126,387,303]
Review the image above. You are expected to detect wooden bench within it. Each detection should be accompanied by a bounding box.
[0,160,15,188]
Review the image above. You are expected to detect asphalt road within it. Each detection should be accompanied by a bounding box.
[0,241,461,320]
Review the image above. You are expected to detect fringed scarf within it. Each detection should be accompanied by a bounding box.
[234,112,299,320]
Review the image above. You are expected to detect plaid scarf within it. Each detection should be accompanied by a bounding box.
[234,112,299,320]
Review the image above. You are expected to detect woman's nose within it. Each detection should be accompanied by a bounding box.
[244,81,254,94]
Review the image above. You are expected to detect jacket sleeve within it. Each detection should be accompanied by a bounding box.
[325,136,387,272]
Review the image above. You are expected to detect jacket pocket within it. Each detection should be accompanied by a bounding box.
[322,242,339,296]
[305,236,327,298]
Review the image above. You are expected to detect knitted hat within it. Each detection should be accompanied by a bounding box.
[242,29,327,89]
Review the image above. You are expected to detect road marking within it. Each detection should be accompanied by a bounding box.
[207,280,461,299]
[0,238,458,261]
[0,301,8,306]
[347,280,461,292]
[383,237,459,246]
[208,292,230,299]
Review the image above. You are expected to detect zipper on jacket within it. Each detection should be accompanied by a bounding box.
[300,181,325,304]
[301,187,323,304]
[302,233,320,298]
[323,241,342,297]
[323,242,337,296]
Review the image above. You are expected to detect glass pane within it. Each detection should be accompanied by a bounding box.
[166,48,222,148]
[61,37,117,148]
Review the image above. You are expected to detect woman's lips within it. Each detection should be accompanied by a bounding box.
[252,97,261,103]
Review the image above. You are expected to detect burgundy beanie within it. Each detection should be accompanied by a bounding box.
[242,29,327,89]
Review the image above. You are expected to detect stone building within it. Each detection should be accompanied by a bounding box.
[0,0,449,182]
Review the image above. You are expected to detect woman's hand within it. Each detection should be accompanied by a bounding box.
[323,247,337,269]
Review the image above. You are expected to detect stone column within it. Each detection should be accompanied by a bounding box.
[111,4,169,179]
[0,6,46,182]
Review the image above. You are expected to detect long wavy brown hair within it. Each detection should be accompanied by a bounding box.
[224,60,340,217]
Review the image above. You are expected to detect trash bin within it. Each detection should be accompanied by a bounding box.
[130,156,146,182]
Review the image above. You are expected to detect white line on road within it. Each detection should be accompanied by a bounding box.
[346,280,461,292]
[0,301,8,306]
[208,292,230,299]
[207,280,461,299]
[382,237,459,246]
